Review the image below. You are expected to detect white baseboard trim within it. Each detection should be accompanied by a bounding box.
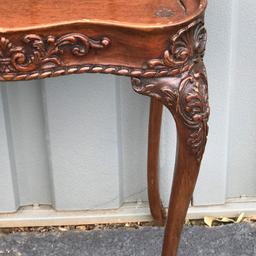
[188,199,256,219]
[0,199,256,228]
[0,202,152,228]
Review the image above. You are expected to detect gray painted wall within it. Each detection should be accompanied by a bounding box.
[0,0,256,213]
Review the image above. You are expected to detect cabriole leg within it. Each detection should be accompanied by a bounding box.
[132,62,210,256]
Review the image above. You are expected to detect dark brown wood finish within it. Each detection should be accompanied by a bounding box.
[2,0,202,29]
[132,61,209,256]
[148,98,166,226]
[0,1,209,255]
[0,0,207,81]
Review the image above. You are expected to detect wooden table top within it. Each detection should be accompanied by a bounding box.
[1,0,206,32]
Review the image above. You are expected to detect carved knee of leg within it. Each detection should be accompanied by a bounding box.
[131,62,210,162]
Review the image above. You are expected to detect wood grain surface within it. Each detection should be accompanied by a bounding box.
[1,0,206,31]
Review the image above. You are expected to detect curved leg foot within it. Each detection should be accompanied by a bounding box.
[148,98,165,226]
[132,62,210,256]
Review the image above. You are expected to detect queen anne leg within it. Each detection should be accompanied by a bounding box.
[132,61,210,256]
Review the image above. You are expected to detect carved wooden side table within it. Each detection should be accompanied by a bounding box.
[0,1,209,255]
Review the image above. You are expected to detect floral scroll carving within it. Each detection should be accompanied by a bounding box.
[131,19,209,162]
[0,34,110,73]
[146,19,206,73]
[132,63,209,162]
[0,19,206,81]
[177,68,209,161]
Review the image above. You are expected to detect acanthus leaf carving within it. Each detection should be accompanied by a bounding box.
[177,69,209,161]
[146,19,207,72]
[132,18,209,162]
[132,62,209,162]
[0,33,111,73]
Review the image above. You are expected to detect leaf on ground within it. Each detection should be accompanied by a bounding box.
[204,214,246,227]
[204,217,215,227]
[58,226,68,231]
[218,217,235,223]
[236,213,245,223]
